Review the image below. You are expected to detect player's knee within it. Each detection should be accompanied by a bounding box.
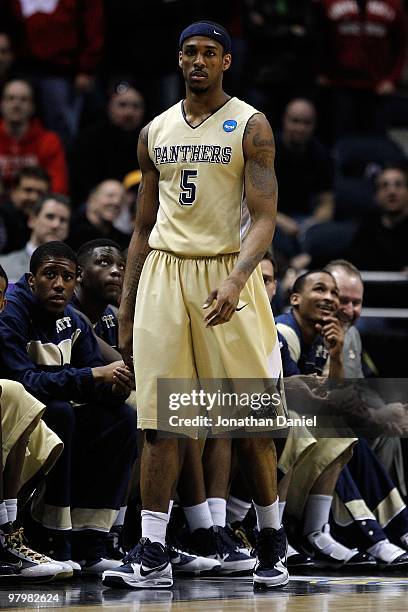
[43,400,75,436]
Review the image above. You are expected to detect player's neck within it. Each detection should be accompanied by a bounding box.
[183,89,230,124]
[74,287,106,324]
[293,309,317,345]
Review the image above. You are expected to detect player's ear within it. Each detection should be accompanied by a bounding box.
[178,50,183,69]
[27,272,35,291]
[222,53,232,72]
[0,297,6,314]
[77,265,83,283]
[290,292,300,308]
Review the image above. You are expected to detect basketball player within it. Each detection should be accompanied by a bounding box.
[102,21,288,590]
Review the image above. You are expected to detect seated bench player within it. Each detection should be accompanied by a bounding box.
[0,242,138,574]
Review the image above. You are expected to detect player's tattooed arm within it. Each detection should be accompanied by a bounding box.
[204,114,278,327]
[230,113,278,289]
[118,122,159,366]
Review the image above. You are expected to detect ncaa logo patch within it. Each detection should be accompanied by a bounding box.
[223,119,237,132]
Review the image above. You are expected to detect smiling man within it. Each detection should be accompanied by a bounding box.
[68,180,129,251]
[0,241,137,575]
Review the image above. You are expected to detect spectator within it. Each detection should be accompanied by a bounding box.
[114,169,142,236]
[0,193,70,282]
[0,166,50,254]
[0,241,137,573]
[348,165,408,270]
[244,0,317,125]
[70,82,145,206]
[314,0,407,140]
[0,79,68,192]
[4,0,104,146]
[67,180,129,252]
[273,98,334,266]
[326,259,408,494]
[0,32,15,87]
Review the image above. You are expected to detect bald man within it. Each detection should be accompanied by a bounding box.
[273,98,334,265]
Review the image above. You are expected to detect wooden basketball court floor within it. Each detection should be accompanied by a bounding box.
[1,573,408,612]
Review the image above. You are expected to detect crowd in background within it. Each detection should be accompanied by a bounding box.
[0,1,407,585]
[0,0,407,369]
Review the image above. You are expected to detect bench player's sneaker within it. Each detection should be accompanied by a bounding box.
[102,538,173,589]
[253,527,289,589]
[189,525,256,575]
[169,545,221,575]
[2,528,67,581]
[302,524,376,569]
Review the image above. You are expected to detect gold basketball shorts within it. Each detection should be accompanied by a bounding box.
[133,250,287,434]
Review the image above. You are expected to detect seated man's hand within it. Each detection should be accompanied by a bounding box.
[92,360,124,385]
[112,365,135,397]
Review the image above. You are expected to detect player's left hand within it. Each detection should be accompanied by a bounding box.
[112,364,135,397]
[315,316,344,359]
[203,279,241,327]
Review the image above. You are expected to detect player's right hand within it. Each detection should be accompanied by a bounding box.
[203,279,241,327]
[118,315,134,369]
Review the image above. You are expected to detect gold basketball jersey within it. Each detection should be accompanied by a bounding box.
[148,97,259,256]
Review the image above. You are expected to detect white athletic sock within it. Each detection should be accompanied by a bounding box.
[167,500,174,520]
[278,501,286,524]
[207,497,226,527]
[253,499,280,531]
[302,494,333,536]
[0,502,8,527]
[400,533,408,549]
[226,495,251,524]
[5,499,17,524]
[141,510,168,546]
[183,501,213,532]
[368,539,406,563]
[113,506,127,527]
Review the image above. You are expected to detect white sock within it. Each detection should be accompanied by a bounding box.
[141,510,168,546]
[368,539,405,563]
[113,506,127,527]
[278,501,286,524]
[167,499,174,520]
[253,499,280,531]
[207,497,226,527]
[0,502,8,527]
[400,533,408,549]
[226,495,251,524]
[303,494,333,536]
[5,499,17,524]
[183,501,213,532]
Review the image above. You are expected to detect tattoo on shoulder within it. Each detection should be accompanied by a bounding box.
[244,114,259,138]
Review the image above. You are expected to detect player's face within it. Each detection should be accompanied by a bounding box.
[376,169,408,215]
[80,246,125,305]
[28,258,77,315]
[0,277,7,313]
[261,259,277,302]
[330,268,363,327]
[291,272,340,323]
[179,37,231,94]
